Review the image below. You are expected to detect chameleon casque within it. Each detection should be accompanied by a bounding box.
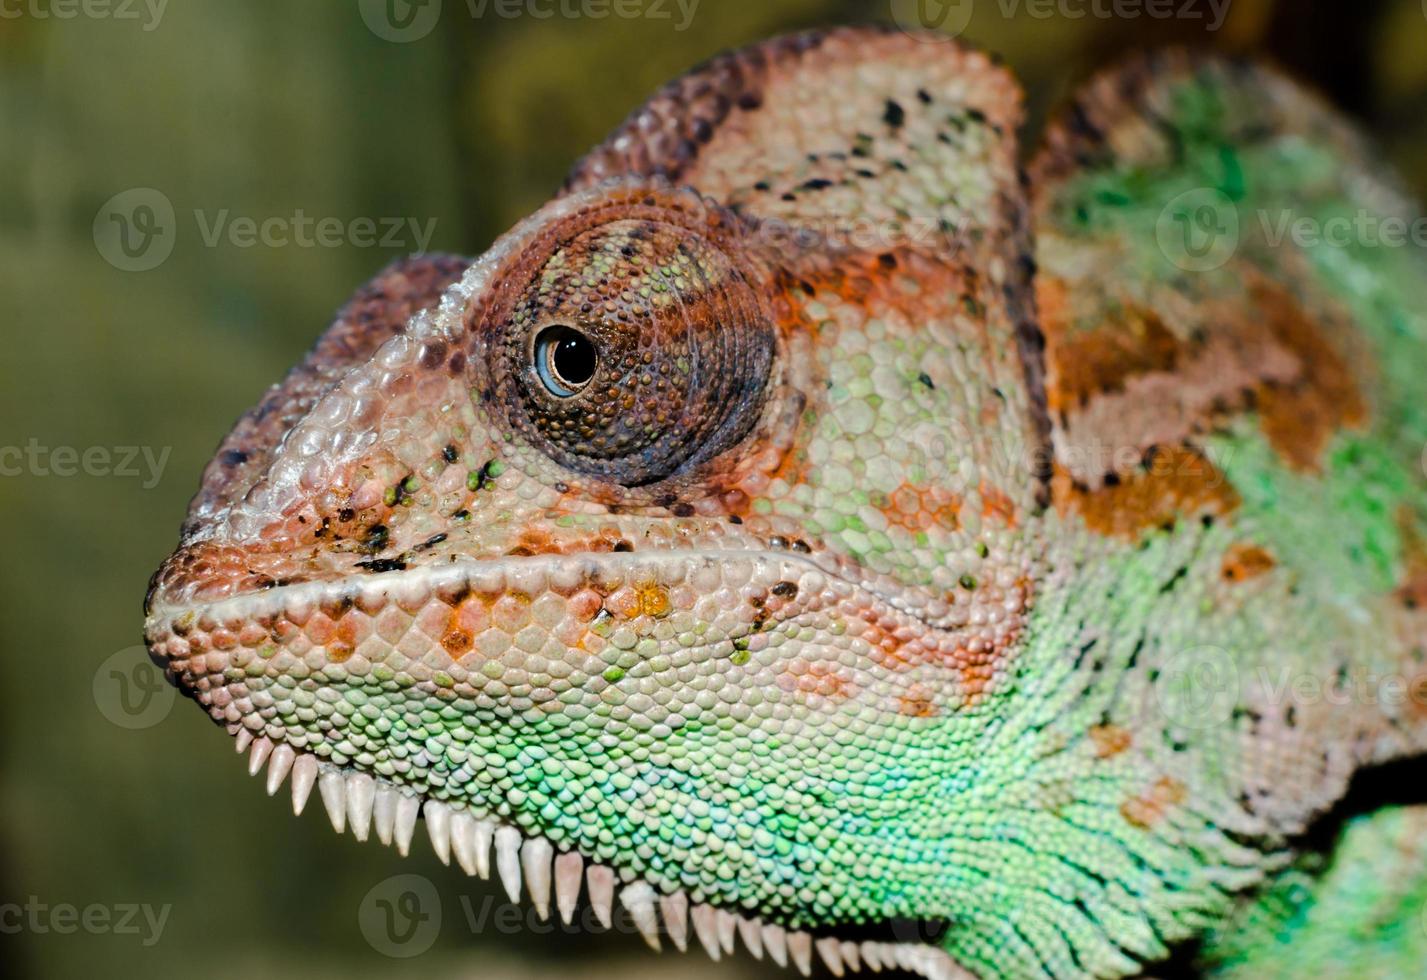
[143,26,1427,979]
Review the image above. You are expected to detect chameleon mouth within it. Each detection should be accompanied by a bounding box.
[234,729,962,979]
[147,550,975,977]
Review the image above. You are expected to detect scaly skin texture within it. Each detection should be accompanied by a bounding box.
[145,29,1427,979]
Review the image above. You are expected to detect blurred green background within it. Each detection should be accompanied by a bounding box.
[3,1,1427,977]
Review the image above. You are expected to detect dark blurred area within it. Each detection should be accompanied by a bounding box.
[2,1,1425,977]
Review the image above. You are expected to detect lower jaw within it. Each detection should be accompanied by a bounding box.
[230,725,963,979]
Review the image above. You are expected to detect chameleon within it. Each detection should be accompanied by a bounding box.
[144,26,1427,979]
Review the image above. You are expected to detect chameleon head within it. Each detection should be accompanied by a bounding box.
[146,28,1040,978]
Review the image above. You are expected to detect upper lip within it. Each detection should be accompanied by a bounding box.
[146,545,957,642]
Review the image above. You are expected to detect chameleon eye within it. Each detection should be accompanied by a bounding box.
[478,194,775,489]
[533,324,598,397]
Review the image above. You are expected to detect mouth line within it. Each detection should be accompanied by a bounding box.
[232,728,962,980]
[148,547,953,640]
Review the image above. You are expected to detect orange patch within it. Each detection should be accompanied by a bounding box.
[898,684,939,718]
[1052,445,1240,539]
[856,578,1029,708]
[1040,278,1182,412]
[637,584,671,618]
[1221,543,1277,583]
[880,482,962,533]
[1120,776,1187,829]
[778,660,854,700]
[858,611,916,669]
[605,583,670,620]
[1399,575,1427,612]
[1089,724,1132,758]
[1249,279,1367,472]
[958,660,997,700]
[979,481,1018,528]
[441,629,473,657]
[1041,272,1368,491]
[308,609,358,662]
[606,587,644,620]
[1394,506,1427,610]
[1407,673,1427,723]
[441,592,498,661]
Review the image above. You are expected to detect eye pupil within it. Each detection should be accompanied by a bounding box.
[553,334,595,384]
[535,325,597,397]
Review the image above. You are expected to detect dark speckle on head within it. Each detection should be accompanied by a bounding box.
[361,524,390,554]
[419,340,448,370]
[356,557,407,573]
[883,99,905,128]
